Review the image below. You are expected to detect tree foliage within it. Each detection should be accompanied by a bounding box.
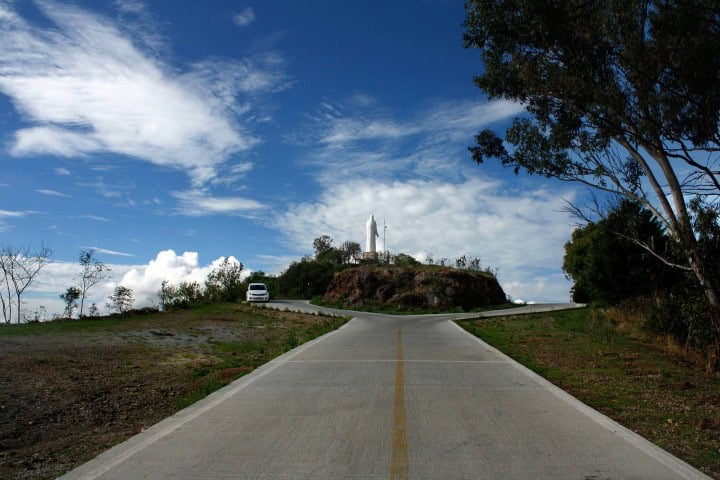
[339,241,362,264]
[393,253,420,266]
[60,286,81,319]
[158,280,204,310]
[464,0,720,370]
[563,201,675,304]
[275,258,341,299]
[313,235,334,258]
[205,258,244,303]
[106,285,135,314]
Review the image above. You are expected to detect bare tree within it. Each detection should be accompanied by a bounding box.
[77,250,111,318]
[339,241,362,264]
[0,244,52,324]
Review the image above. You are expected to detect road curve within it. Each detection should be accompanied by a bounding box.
[59,302,710,480]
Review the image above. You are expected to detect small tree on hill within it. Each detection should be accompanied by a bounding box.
[77,250,110,318]
[339,241,362,264]
[313,235,334,258]
[393,253,420,266]
[205,258,244,302]
[60,286,81,319]
[106,285,134,314]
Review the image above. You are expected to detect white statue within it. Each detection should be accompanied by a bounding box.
[365,214,379,253]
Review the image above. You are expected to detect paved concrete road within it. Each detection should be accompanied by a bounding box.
[60,302,710,480]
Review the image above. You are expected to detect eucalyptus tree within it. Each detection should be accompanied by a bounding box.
[464,0,720,370]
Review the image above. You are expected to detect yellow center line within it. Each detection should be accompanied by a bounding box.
[390,320,409,480]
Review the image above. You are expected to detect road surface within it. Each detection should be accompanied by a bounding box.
[60,301,710,480]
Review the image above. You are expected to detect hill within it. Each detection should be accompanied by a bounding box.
[323,265,507,310]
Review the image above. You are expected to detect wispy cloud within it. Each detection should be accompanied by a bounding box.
[0,1,286,185]
[0,209,35,217]
[233,7,255,27]
[74,215,109,222]
[54,167,71,176]
[309,98,522,146]
[75,177,131,199]
[172,189,268,216]
[80,246,135,257]
[36,188,71,198]
[298,98,524,185]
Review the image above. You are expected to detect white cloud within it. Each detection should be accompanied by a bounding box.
[299,99,524,185]
[54,167,71,176]
[80,246,135,257]
[233,7,255,27]
[111,250,243,309]
[0,1,285,185]
[0,209,32,217]
[25,250,244,317]
[172,189,268,216]
[310,98,522,147]
[274,177,575,302]
[36,188,71,198]
[74,215,109,222]
[115,0,147,15]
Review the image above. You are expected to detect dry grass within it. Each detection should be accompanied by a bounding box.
[0,303,348,480]
[459,307,720,479]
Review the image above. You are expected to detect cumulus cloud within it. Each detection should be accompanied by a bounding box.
[0,1,285,185]
[111,250,243,309]
[25,250,245,317]
[274,177,575,302]
[233,7,256,27]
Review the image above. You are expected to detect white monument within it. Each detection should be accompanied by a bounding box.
[364,214,379,260]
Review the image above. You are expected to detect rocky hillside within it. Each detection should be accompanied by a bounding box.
[323,265,507,310]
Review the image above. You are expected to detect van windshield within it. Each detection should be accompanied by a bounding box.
[249,285,266,291]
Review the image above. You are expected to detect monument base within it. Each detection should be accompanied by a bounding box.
[363,251,378,260]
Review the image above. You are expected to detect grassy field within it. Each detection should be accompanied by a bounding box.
[0,303,348,480]
[458,307,720,479]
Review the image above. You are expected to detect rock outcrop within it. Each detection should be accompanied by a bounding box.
[323,266,507,310]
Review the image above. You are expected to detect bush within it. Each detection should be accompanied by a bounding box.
[645,282,713,351]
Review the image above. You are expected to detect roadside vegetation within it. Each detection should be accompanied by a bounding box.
[0,303,348,480]
[464,0,720,372]
[458,308,720,479]
[312,295,518,315]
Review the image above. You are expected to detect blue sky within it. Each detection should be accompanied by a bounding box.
[0,0,578,316]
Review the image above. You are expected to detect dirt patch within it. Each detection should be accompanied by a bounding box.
[0,303,347,480]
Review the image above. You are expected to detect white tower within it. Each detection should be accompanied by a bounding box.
[365,214,379,259]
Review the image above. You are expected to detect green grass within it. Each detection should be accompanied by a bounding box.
[458,308,720,479]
